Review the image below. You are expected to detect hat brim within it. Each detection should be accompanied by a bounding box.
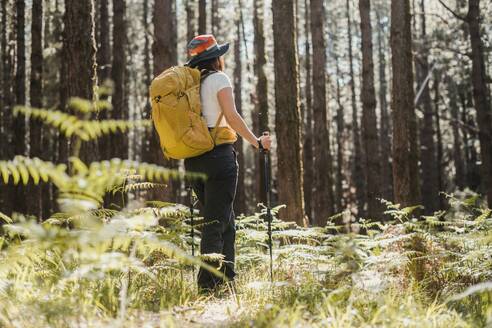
[186,42,230,67]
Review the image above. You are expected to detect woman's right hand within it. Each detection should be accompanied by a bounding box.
[259,132,272,151]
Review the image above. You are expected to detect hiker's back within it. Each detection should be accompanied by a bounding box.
[200,71,232,128]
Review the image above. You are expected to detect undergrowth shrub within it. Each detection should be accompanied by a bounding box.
[0,98,492,326]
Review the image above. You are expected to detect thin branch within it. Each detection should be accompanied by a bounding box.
[437,0,467,21]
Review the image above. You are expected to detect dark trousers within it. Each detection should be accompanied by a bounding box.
[184,144,238,290]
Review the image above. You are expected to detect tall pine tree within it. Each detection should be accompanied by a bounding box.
[272,0,306,225]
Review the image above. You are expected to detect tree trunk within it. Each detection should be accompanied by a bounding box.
[13,0,26,214]
[144,0,179,203]
[0,0,13,215]
[41,0,62,217]
[211,0,219,35]
[0,0,5,160]
[346,0,366,216]
[28,0,43,218]
[359,0,382,218]
[302,0,313,221]
[375,7,393,203]
[334,47,345,213]
[390,0,421,207]
[97,0,110,83]
[434,73,444,208]
[253,0,269,207]
[186,0,196,42]
[310,0,334,225]
[449,80,465,189]
[198,0,206,34]
[143,0,151,90]
[110,0,128,160]
[467,0,492,206]
[416,0,439,213]
[460,88,481,190]
[60,0,97,165]
[272,0,306,226]
[61,0,96,111]
[96,0,111,160]
[233,4,246,215]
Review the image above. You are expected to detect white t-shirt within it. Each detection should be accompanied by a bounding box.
[200,72,232,128]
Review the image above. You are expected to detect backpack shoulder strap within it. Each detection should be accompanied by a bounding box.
[200,69,218,83]
[210,112,224,144]
[200,69,223,144]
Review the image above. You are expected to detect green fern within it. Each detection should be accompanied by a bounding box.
[111,182,168,195]
[14,106,152,141]
[0,156,205,211]
[0,211,12,224]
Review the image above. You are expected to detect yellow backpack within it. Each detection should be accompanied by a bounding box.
[149,66,237,160]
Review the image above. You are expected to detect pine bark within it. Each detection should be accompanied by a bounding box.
[359,0,382,218]
[41,0,62,216]
[416,0,439,213]
[143,0,151,88]
[449,80,465,189]
[97,0,110,83]
[467,0,492,206]
[144,0,179,203]
[186,0,196,42]
[28,0,43,218]
[459,88,480,190]
[302,0,313,220]
[272,0,306,225]
[310,0,334,225]
[0,0,4,159]
[60,0,97,164]
[14,0,26,151]
[233,7,246,214]
[253,0,268,206]
[390,0,421,207]
[433,73,444,208]
[0,0,10,161]
[346,0,366,215]
[0,0,13,214]
[334,47,345,213]
[13,0,26,214]
[96,0,111,160]
[376,7,393,202]
[61,0,96,109]
[211,0,219,35]
[198,0,206,34]
[110,0,128,159]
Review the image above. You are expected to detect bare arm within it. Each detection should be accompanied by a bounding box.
[217,87,271,149]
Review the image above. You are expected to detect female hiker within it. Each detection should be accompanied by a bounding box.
[185,34,272,291]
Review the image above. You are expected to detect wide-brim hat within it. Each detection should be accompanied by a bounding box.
[186,34,230,67]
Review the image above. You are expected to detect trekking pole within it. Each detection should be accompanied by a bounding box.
[261,134,274,283]
[187,186,195,276]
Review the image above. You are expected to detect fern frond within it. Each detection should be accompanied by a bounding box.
[0,156,69,186]
[145,201,177,208]
[0,211,12,224]
[14,106,153,141]
[47,209,118,225]
[1,156,205,212]
[67,97,94,113]
[111,182,168,195]
[68,97,114,114]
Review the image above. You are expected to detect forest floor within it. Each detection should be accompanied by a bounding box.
[1,193,492,327]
